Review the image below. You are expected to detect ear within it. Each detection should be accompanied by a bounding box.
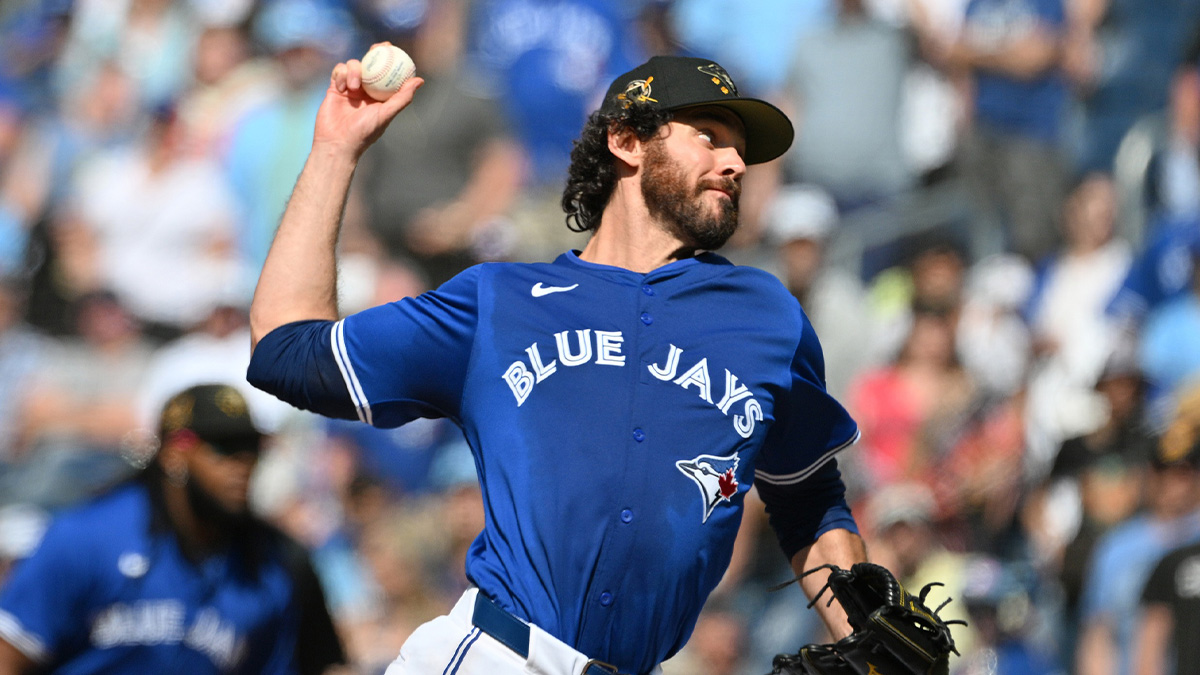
[158,431,199,479]
[158,444,188,485]
[607,124,647,170]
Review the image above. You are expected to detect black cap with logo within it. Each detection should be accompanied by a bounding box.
[599,55,794,165]
[159,384,263,456]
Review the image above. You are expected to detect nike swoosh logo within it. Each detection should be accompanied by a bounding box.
[531,282,579,297]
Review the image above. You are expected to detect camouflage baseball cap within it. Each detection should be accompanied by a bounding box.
[599,55,794,165]
[159,384,263,455]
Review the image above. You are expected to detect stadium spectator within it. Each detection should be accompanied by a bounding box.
[177,23,280,160]
[1139,233,1200,422]
[12,291,149,506]
[1024,341,1152,657]
[224,0,356,274]
[780,0,914,211]
[1136,479,1200,675]
[464,0,645,264]
[54,103,245,338]
[762,183,874,400]
[945,0,1070,263]
[53,0,199,109]
[953,556,1063,674]
[355,0,523,287]
[1063,0,1200,175]
[1024,172,1132,474]
[1075,387,1200,675]
[0,278,45,471]
[848,302,977,491]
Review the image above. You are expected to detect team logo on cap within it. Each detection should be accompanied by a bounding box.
[617,76,657,108]
[215,385,249,419]
[697,63,736,95]
[162,395,194,433]
[676,453,741,523]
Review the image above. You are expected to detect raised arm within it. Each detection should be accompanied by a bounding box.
[249,46,424,348]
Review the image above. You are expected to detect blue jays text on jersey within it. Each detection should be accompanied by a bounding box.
[0,481,326,674]
[248,250,860,674]
[503,334,764,438]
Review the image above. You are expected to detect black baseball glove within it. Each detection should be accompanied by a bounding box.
[767,562,964,675]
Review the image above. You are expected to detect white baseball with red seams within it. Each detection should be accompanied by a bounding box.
[361,44,416,101]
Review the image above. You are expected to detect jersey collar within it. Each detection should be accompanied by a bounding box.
[556,250,732,283]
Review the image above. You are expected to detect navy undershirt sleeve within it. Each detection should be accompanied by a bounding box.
[247,320,359,421]
[756,458,858,561]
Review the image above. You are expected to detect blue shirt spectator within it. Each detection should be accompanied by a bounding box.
[465,0,644,187]
[965,0,1067,144]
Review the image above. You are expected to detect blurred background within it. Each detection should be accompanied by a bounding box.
[2,0,1200,672]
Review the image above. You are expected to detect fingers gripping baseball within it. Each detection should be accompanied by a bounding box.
[316,43,423,156]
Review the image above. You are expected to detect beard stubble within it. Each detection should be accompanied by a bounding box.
[640,139,741,252]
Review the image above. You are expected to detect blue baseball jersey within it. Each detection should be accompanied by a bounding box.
[0,482,304,674]
[249,251,859,673]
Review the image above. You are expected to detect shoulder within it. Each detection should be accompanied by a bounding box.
[700,255,798,301]
[52,483,147,532]
[712,258,813,335]
[1094,516,1154,562]
[33,483,149,557]
[1145,294,1200,331]
[1157,540,1200,572]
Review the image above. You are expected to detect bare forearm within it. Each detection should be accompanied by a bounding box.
[791,528,868,639]
[249,145,358,347]
[952,30,1060,80]
[1134,605,1172,675]
[1077,620,1117,675]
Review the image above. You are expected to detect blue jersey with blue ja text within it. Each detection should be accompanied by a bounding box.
[248,251,860,673]
[0,483,303,674]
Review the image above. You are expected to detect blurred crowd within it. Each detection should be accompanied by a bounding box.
[2,0,1200,672]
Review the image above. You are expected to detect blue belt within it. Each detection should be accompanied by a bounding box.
[471,593,629,675]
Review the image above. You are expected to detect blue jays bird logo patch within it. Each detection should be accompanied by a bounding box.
[676,454,740,523]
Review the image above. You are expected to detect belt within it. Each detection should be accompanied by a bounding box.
[471,593,629,675]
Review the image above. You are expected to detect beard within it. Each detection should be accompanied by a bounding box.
[640,140,740,251]
[186,476,251,537]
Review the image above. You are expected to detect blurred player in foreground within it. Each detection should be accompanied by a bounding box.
[246,50,866,674]
[0,384,345,674]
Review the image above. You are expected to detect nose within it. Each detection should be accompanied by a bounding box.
[717,146,746,181]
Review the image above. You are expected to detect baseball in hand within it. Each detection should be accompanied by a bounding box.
[361,44,416,101]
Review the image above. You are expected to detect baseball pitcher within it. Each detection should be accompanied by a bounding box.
[246,50,957,675]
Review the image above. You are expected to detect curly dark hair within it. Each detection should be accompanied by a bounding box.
[561,103,673,233]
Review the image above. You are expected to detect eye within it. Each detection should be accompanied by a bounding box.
[697,129,714,145]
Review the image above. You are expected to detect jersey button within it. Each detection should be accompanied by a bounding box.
[600,592,613,607]
[621,509,634,523]
[640,312,653,325]
[642,285,654,296]
[632,428,645,442]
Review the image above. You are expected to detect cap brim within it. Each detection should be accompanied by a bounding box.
[200,432,264,456]
[675,98,794,165]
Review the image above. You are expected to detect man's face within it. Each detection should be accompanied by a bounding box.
[186,438,260,525]
[640,107,747,251]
